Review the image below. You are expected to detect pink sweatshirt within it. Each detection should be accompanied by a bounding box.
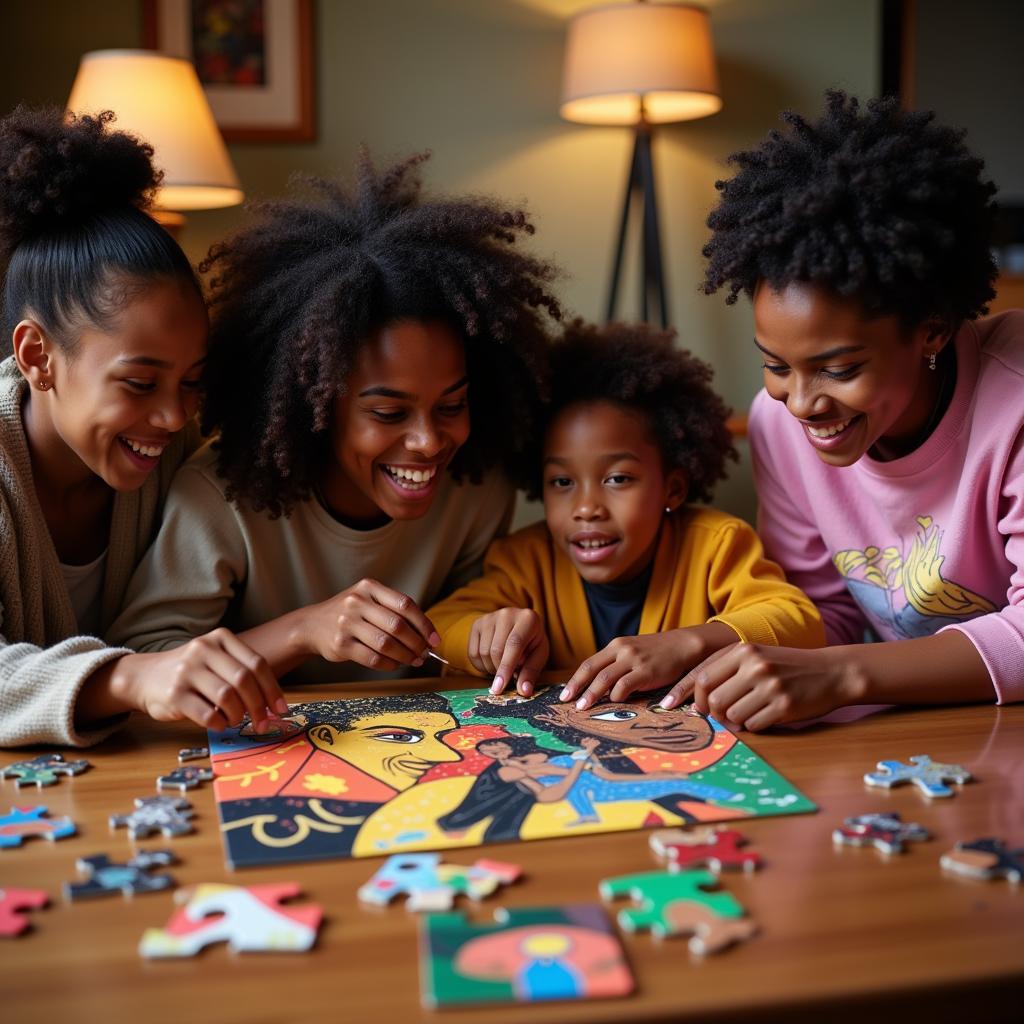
[749,311,1024,704]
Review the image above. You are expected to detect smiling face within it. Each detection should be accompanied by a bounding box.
[309,710,461,791]
[319,319,470,525]
[25,277,207,491]
[537,700,714,753]
[753,282,947,466]
[542,401,686,584]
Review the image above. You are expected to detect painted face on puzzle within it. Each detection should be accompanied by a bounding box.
[319,319,471,526]
[537,700,714,753]
[542,400,686,584]
[753,281,945,467]
[309,711,461,790]
[29,278,207,491]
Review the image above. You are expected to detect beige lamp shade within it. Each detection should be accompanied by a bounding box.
[67,49,243,211]
[560,2,721,125]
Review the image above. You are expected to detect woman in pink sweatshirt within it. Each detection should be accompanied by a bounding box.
[663,90,1023,728]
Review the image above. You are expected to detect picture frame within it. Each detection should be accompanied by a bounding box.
[142,0,315,143]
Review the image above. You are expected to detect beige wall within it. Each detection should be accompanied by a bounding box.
[0,0,881,524]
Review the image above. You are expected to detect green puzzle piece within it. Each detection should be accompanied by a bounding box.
[1,754,91,789]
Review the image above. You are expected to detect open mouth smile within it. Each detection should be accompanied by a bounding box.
[569,532,620,564]
[380,462,441,497]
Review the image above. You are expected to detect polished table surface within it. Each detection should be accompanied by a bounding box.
[2,678,1022,1023]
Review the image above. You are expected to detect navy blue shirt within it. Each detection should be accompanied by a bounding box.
[581,562,654,650]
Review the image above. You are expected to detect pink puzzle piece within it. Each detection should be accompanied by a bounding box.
[139,882,322,957]
[649,828,764,873]
[0,888,48,936]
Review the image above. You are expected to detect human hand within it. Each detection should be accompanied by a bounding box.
[659,644,862,730]
[560,625,734,710]
[580,736,600,754]
[114,628,287,732]
[301,578,439,671]
[468,607,549,696]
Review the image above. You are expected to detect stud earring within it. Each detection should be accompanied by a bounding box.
[37,380,51,391]
[664,506,672,514]
[928,352,937,371]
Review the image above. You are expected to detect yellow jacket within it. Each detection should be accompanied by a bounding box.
[428,506,825,675]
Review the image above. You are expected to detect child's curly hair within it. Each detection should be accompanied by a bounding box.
[702,90,998,329]
[199,151,561,518]
[528,319,736,502]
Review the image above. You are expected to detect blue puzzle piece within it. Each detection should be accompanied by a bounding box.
[864,754,972,798]
[1,753,91,788]
[64,851,177,900]
[0,805,76,848]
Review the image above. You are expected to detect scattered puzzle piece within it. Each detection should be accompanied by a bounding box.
[358,853,522,912]
[1,753,90,788]
[0,888,48,936]
[864,754,971,798]
[650,827,763,873]
[177,747,209,763]
[139,882,322,957]
[941,838,1024,883]
[110,796,195,839]
[599,869,757,954]
[832,812,930,855]
[64,851,177,901]
[0,805,76,848]
[157,766,214,792]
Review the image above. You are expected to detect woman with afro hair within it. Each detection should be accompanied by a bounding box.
[427,320,824,702]
[674,90,1024,728]
[110,152,560,685]
[0,107,286,746]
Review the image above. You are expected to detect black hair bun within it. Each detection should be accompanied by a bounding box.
[0,105,161,252]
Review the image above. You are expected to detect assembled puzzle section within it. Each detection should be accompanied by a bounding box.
[419,904,634,1008]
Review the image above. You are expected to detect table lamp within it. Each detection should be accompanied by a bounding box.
[561,1,722,327]
[67,49,244,232]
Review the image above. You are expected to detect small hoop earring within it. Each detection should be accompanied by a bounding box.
[928,352,937,371]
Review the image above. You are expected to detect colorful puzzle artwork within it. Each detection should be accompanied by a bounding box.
[419,904,634,1008]
[359,853,522,911]
[0,888,48,936]
[0,805,76,848]
[139,882,322,957]
[940,838,1024,884]
[208,686,815,868]
[864,755,972,798]
[1,753,90,788]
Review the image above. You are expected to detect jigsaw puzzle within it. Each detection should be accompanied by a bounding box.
[832,812,930,855]
[0,805,76,848]
[139,882,322,957]
[600,869,757,954]
[1,753,90,788]
[209,686,814,867]
[864,755,972,798]
[0,888,48,936]
[649,827,763,873]
[157,766,214,792]
[64,851,177,900]
[110,796,195,839]
[419,904,634,1007]
[178,747,209,763]
[359,853,521,911]
[940,838,1024,883]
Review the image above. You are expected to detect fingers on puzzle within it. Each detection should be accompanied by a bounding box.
[864,754,972,799]
[358,853,523,911]
[1,754,91,788]
[0,805,76,848]
[649,828,763,873]
[940,838,1024,883]
[110,796,195,839]
[832,812,930,855]
[64,851,178,901]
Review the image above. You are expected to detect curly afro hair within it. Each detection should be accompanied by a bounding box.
[1,106,198,349]
[199,151,561,518]
[702,90,998,328]
[526,319,736,502]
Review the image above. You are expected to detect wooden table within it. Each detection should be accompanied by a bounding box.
[2,679,1022,1023]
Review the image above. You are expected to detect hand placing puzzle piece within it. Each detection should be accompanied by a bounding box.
[940,838,1024,883]
[832,812,930,855]
[650,827,763,873]
[0,888,48,936]
[139,882,322,957]
[864,754,972,798]
[64,851,177,901]
[0,805,76,848]
[359,853,522,911]
[110,796,195,839]
[1,753,90,788]
[600,869,757,954]
[156,766,214,792]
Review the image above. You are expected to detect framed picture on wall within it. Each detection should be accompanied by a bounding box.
[142,0,315,142]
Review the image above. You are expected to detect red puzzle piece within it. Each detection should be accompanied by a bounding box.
[0,888,48,936]
[649,827,763,873]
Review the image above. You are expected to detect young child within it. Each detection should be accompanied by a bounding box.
[0,107,285,747]
[109,153,560,686]
[687,90,1024,728]
[427,320,824,706]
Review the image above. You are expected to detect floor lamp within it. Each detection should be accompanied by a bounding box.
[560,2,722,328]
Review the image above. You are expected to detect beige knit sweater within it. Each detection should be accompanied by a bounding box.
[0,357,194,747]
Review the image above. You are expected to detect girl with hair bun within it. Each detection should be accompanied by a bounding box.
[0,106,286,747]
